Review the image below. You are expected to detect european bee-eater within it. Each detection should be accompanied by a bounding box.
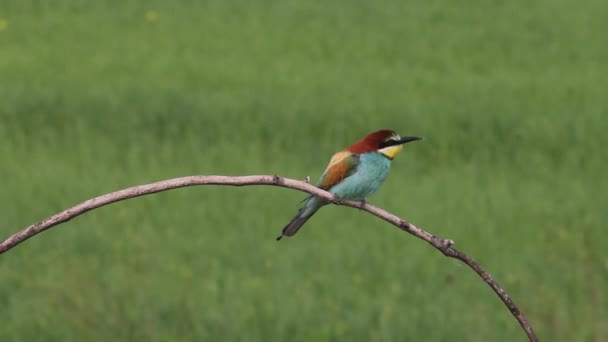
[277,129,421,240]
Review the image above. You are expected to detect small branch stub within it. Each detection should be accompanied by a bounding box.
[0,174,538,342]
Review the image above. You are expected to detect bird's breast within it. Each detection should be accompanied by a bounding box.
[329,152,392,200]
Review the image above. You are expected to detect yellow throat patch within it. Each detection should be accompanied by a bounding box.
[379,144,403,159]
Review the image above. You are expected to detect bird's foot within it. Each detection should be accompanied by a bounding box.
[303,176,311,184]
[358,200,367,210]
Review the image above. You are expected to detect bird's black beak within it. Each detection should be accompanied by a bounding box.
[398,136,422,145]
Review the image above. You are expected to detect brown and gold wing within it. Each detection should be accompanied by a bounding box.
[316,151,360,190]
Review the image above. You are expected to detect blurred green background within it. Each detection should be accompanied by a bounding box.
[1,0,606,341]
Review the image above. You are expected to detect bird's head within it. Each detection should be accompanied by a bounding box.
[348,129,422,159]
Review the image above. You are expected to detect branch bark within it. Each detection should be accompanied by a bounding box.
[0,175,538,341]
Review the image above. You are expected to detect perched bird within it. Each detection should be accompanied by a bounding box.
[277,129,421,240]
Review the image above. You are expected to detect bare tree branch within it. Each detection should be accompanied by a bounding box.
[0,175,538,341]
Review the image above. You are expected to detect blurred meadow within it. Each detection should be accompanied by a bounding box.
[1,0,607,341]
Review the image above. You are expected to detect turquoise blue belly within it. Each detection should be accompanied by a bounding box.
[329,152,392,200]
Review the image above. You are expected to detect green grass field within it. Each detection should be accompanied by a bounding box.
[1,1,607,341]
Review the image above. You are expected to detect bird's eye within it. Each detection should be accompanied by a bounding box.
[380,135,401,148]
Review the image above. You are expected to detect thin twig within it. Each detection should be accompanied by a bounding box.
[0,175,538,341]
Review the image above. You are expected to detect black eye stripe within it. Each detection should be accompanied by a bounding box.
[379,139,401,148]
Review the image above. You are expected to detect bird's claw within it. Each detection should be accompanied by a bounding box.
[358,200,366,209]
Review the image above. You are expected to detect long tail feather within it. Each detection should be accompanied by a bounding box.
[276,209,318,240]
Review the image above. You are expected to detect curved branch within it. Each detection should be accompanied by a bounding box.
[0,175,538,341]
